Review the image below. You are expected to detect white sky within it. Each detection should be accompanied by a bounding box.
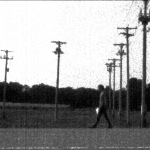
[0,1,149,89]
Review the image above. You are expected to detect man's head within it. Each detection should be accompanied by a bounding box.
[98,84,104,92]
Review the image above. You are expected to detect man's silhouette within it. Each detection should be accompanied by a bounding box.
[91,85,112,128]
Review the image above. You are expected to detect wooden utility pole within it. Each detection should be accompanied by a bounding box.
[117,27,137,126]
[138,0,150,127]
[106,63,113,114]
[114,43,126,120]
[0,50,13,119]
[51,41,66,121]
[108,58,120,118]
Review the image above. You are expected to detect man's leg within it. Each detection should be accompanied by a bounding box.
[103,110,112,128]
[90,107,103,128]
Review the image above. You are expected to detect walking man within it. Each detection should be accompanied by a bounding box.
[91,85,112,128]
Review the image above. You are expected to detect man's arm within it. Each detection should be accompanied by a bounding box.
[99,92,104,108]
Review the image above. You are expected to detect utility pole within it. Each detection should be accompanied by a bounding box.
[108,58,120,118]
[114,43,126,120]
[51,41,66,121]
[138,0,150,127]
[0,50,13,119]
[105,62,113,114]
[117,27,137,126]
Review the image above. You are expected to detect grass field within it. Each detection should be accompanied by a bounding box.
[0,104,150,150]
[0,103,149,128]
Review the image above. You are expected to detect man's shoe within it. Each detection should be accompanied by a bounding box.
[89,125,97,128]
[108,125,112,128]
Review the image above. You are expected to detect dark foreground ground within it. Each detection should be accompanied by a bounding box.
[0,105,150,150]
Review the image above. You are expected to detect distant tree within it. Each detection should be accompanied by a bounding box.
[0,80,132,110]
[28,83,55,104]
[22,84,31,103]
[114,90,119,110]
[59,87,75,106]
[22,84,30,92]
[72,87,99,108]
[129,78,142,111]
[86,88,99,107]
[0,82,4,102]
[113,88,126,111]
[122,88,127,110]
[7,82,24,103]
[105,86,113,110]
[74,87,87,108]
[146,83,150,111]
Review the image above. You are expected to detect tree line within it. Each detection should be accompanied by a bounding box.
[0,77,150,111]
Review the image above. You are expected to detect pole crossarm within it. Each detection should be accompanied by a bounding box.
[139,9,150,25]
[51,41,66,55]
[117,27,137,40]
[105,62,113,72]
[51,41,67,47]
[114,43,127,49]
[0,56,13,60]
[1,50,13,52]
[119,32,134,37]
[108,59,120,69]
[108,59,120,65]
[114,43,127,56]
[0,50,14,60]
[117,27,137,30]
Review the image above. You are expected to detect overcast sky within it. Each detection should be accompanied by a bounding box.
[0,1,149,89]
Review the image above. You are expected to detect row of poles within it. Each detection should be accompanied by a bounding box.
[51,1,150,126]
[106,0,150,127]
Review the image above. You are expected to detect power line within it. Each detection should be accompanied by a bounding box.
[113,1,139,46]
[120,1,139,27]
[123,1,136,26]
